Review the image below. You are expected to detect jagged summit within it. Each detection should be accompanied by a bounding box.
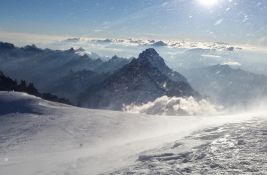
[23,44,42,52]
[137,48,166,69]
[110,55,123,61]
[65,47,75,53]
[75,47,86,52]
[152,41,168,47]
[132,48,187,83]
[139,48,159,57]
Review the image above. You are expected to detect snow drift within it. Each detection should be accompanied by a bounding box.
[0,92,265,175]
[124,96,222,116]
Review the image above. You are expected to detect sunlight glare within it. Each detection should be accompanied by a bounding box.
[198,0,219,7]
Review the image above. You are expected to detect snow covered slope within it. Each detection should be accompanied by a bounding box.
[0,92,266,175]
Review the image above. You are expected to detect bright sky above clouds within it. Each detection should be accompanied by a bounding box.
[0,0,266,46]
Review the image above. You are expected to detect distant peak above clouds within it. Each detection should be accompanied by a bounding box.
[138,48,166,68]
[139,48,160,58]
[63,37,80,43]
[151,41,168,47]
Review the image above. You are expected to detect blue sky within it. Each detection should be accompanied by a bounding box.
[0,0,266,45]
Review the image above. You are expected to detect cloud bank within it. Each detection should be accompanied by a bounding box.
[123,96,222,116]
[221,61,242,67]
[60,37,241,52]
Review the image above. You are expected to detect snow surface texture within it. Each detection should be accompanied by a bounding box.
[124,96,221,116]
[109,119,267,174]
[0,92,266,175]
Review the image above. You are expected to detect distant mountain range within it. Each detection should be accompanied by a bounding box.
[0,41,131,102]
[1,41,267,110]
[183,64,267,107]
[0,42,197,109]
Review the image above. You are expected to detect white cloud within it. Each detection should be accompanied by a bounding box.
[0,31,66,45]
[90,38,242,52]
[123,96,222,116]
[221,61,241,66]
[0,29,248,53]
[201,54,221,58]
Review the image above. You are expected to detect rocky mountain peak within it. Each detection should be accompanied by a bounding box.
[136,48,167,70]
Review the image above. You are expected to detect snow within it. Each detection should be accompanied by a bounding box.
[0,92,266,175]
[112,119,267,174]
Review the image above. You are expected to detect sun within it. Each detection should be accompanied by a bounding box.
[198,0,219,7]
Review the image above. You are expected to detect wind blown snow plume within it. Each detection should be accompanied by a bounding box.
[124,96,221,116]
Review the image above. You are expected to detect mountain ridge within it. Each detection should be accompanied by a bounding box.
[80,48,199,110]
[183,64,267,107]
